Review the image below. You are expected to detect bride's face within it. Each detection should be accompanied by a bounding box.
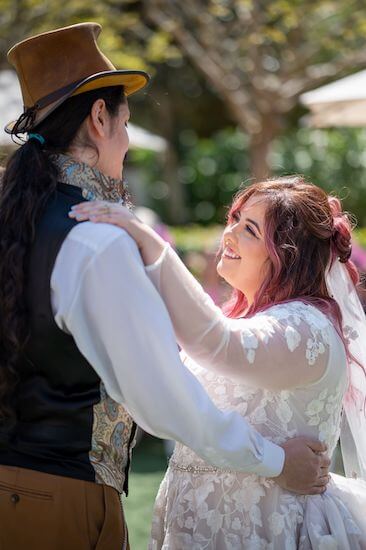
[217,194,269,304]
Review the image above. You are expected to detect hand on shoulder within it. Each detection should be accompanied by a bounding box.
[69,200,166,265]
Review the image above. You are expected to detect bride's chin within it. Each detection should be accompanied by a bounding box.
[216,259,224,277]
[217,262,232,286]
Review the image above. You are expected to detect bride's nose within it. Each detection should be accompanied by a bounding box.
[223,227,237,248]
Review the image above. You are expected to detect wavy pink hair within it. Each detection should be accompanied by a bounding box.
[222,177,358,318]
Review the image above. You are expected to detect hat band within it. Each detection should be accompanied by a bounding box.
[10,71,135,135]
[32,78,86,111]
[10,78,87,135]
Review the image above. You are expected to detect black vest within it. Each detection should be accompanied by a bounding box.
[0,183,136,490]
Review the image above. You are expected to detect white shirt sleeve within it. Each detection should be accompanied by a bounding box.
[50,222,284,476]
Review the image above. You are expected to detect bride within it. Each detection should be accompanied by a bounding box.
[71,176,366,549]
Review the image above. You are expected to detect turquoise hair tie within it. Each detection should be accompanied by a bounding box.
[28,133,45,145]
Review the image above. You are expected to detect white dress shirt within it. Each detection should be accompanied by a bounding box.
[51,221,284,476]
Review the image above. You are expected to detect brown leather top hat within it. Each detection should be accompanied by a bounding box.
[5,22,150,134]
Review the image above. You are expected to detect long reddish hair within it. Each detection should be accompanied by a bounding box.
[222,176,358,320]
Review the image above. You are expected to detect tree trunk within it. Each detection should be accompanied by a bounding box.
[249,123,276,181]
[157,93,187,224]
[163,143,187,224]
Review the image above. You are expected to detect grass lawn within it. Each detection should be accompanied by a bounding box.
[124,435,168,549]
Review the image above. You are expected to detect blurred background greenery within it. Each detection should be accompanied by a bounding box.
[124,436,167,549]
[2,0,366,225]
[2,1,366,548]
[131,127,366,225]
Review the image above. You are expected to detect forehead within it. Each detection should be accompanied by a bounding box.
[239,194,267,222]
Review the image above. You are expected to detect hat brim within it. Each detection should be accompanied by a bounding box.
[72,70,149,97]
[5,69,149,134]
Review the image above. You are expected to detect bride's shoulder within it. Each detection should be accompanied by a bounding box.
[257,300,332,331]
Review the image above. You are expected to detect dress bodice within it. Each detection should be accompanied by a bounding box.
[172,301,347,473]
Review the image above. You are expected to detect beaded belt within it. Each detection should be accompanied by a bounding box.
[169,458,235,475]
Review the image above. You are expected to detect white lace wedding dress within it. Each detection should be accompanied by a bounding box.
[146,246,366,549]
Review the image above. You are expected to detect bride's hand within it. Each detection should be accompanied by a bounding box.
[69,201,166,265]
[69,200,137,233]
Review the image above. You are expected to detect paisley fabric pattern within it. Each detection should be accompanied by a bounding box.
[52,153,130,204]
[90,382,136,494]
[149,302,366,549]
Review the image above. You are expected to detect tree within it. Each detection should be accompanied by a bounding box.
[142,0,366,179]
[3,0,366,218]
[0,0,193,221]
[0,0,230,222]
[0,0,163,71]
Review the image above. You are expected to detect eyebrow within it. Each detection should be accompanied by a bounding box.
[246,217,262,235]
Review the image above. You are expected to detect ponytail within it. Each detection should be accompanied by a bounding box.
[0,85,125,428]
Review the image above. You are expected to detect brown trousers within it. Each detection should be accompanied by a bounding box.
[0,465,129,550]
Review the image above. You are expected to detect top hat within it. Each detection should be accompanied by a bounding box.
[5,22,150,134]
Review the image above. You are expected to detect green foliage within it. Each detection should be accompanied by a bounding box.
[124,436,166,550]
[0,0,178,70]
[178,129,250,224]
[130,126,366,226]
[355,228,366,249]
[3,0,366,224]
[170,224,223,253]
[129,128,250,224]
[272,127,366,226]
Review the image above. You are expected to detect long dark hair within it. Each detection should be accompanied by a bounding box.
[0,86,125,428]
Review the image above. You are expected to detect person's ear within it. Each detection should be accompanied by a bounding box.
[89,99,109,138]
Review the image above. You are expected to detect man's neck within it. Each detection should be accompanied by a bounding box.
[51,153,129,205]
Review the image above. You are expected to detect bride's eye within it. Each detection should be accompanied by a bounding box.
[246,224,257,238]
[124,122,129,128]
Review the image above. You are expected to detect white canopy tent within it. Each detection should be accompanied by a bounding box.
[300,69,366,127]
[0,70,167,152]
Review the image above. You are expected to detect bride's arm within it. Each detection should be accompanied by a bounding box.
[70,202,331,391]
[146,244,332,390]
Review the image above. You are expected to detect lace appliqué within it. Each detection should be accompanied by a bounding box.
[240,302,330,366]
[305,383,344,444]
[240,317,274,364]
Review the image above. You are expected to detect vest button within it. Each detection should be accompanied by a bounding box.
[11,493,20,503]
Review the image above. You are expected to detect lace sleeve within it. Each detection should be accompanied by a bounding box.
[146,245,331,390]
